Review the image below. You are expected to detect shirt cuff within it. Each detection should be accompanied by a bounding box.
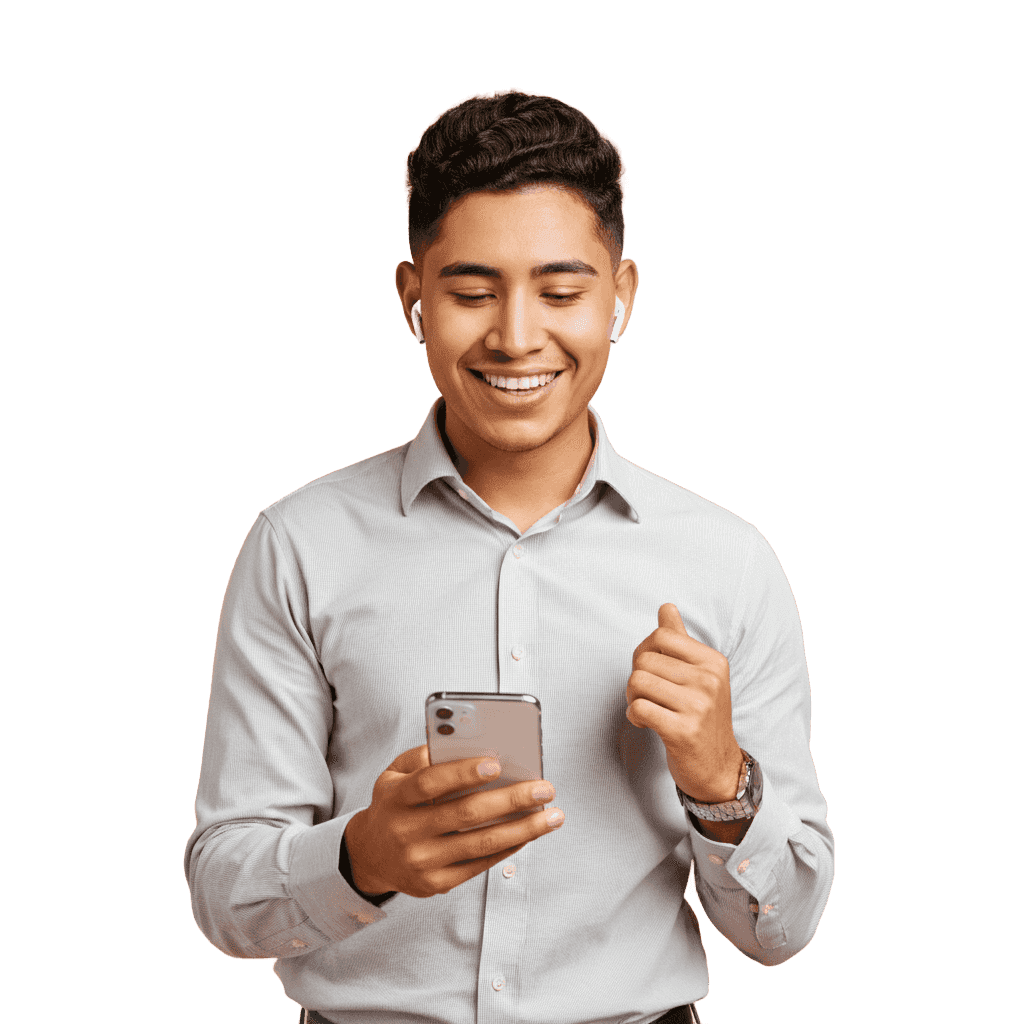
[287,810,393,943]
[688,768,803,949]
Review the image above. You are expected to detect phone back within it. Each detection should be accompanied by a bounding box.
[425,692,543,830]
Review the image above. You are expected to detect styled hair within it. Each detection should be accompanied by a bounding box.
[407,91,624,267]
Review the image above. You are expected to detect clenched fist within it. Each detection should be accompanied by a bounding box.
[626,603,744,804]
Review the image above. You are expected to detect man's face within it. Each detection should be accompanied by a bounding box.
[407,185,634,459]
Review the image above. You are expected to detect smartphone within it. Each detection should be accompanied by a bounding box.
[424,692,544,832]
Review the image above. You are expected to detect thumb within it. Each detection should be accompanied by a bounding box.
[658,602,689,635]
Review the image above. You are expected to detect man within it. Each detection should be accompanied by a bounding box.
[186,91,833,1024]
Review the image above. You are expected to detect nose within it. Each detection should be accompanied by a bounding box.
[484,291,545,358]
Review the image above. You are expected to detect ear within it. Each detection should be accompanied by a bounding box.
[396,261,422,339]
[613,259,639,339]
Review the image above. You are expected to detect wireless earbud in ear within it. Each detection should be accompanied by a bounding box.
[609,296,626,343]
[411,300,425,343]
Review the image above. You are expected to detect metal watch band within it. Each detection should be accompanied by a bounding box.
[677,751,762,821]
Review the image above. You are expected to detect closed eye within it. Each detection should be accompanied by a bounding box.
[454,293,582,303]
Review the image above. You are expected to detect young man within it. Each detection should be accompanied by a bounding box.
[186,92,833,1024]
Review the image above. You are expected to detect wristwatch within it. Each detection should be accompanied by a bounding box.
[677,751,762,821]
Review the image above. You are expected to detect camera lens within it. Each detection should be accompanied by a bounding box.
[437,724,454,735]
[436,707,453,719]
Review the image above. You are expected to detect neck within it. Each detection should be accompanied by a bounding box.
[438,404,595,533]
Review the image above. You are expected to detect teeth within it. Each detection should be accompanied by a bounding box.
[482,372,557,390]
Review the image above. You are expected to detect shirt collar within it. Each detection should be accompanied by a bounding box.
[400,398,643,523]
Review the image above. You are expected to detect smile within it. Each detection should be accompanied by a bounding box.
[470,370,562,393]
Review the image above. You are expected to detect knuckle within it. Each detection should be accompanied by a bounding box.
[516,785,541,810]
[449,799,478,829]
[405,844,430,873]
[407,773,435,806]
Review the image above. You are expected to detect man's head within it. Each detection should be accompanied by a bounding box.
[397,92,638,464]
[406,91,624,271]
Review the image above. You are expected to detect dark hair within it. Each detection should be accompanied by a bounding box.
[407,91,624,267]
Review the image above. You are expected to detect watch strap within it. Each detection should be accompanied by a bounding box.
[677,751,761,821]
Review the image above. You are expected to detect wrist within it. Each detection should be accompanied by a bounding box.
[343,811,390,897]
[677,750,762,824]
[690,747,746,804]
[689,813,754,846]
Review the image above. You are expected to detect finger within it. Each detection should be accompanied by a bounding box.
[633,649,700,685]
[627,697,676,734]
[627,668,691,722]
[444,803,564,868]
[658,603,689,635]
[387,744,431,775]
[401,752,506,808]
[437,777,557,834]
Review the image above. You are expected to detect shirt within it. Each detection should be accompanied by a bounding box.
[185,400,834,1024]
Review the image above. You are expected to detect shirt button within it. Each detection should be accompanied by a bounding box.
[502,863,516,878]
[513,544,524,558]
[457,489,468,500]
[491,976,505,991]
[707,854,724,866]
[737,859,750,875]
[291,939,307,948]
[511,645,524,661]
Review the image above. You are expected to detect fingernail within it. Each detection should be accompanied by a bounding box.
[478,761,500,777]
[546,809,564,827]
[532,783,554,801]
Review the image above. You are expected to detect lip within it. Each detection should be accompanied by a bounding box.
[469,368,564,399]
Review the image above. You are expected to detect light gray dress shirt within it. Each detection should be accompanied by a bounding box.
[186,400,833,1024]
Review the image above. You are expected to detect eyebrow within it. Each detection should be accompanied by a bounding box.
[438,259,599,279]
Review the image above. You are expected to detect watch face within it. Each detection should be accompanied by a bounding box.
[745,758,763,807]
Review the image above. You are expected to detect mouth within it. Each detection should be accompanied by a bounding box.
[468,368,565,399]
[469,369,563,396]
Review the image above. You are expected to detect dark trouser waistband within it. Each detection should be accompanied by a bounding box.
[301,1004,700,1024]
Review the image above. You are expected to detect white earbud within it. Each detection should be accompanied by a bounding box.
[411,300,425,343]
[609,296,626,343]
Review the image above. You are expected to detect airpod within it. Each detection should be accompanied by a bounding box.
[609,296,626,343]
[411,300,425,343]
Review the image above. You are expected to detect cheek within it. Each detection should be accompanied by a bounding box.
[564,306,602,337]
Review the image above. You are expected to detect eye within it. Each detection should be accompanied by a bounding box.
[543,292,583,304]
[454,293,491,303]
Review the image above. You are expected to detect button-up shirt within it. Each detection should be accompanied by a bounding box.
[185,400,834,1024]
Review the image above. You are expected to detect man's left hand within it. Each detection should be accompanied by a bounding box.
[626,603,744,803]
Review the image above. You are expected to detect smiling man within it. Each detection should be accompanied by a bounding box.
[186,92,833,1024]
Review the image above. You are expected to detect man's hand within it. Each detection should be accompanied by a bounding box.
[344,745,565,899]
[627,603,744,804]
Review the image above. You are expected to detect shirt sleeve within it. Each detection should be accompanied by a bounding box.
[184,513,392,959]
[687,528,834,965]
